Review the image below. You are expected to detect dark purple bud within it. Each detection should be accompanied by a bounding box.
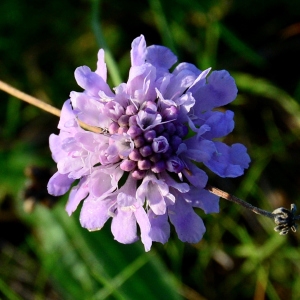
[139,145,153,157]
[129,115,137,126]
[152,136,169,153]
[120,159,136,171]
[134,136,145,148]
[138,159,151,170]
[166,156,184,173]
[176,124,189,138]
[127,125,142,139]
[118,115,130,127]
[170,135,182,149]
[162,148,173,159]
[161,131,170,140]
[129,149,142,161]
[151,160,166,173]
[154,124,164,134]
[149,153,162,162]
[164,122,176,135]
[144,130,156,142]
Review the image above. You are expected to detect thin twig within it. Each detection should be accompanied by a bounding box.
[0,80,103,134]
[205,184,275,219]
[0,80,61,117]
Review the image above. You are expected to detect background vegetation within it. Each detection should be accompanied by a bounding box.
[1,0,300,299]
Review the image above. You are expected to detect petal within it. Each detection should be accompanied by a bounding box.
[172,62,201,77]
[159,171,190,193]
[80,197,111,231]
[131,35,147,66]
[147,182,166,215]
[49,134,64,163]
[74,66,113,97]
[192,70,238,112]
[70,92,110,128]
[204,142,251,177]
[90,166,122,199]
[168,193,206,243]
[136,174,169,215]
[66,177,89,216]
[164,69,196,100]
[116,175,138,206]
[188,68,211,93]
[135,206,152,251]
[201,110,235,139]
[127,64,156,102]
[57,156,84,176]
[47,172,74,196]
[146,45,177,71]
[182,159,208,188]
[183,139,216,162]
[95,49,107,82]
[176,92,195,113]
[184,187,219,213]
[148,209,170,244]
[58,100,79,132]
[111,210,138,244]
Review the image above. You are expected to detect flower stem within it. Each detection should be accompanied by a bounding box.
[205,184,275,219]
[0,80,103,133]
[206,184,300,234]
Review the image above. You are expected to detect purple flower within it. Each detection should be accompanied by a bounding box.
[48,35,250,251]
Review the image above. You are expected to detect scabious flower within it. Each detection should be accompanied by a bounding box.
[47,35,250,251]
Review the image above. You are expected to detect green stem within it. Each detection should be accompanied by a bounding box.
[90,0,122,86]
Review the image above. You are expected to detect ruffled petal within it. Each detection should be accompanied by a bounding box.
[201,110,235,139]
[164,69,196,100]
[49,134,64,163]
[80,197,111,231]
[183,139,216,163]
[184,187,219,213]
[136,174,169,215]
[192,70,238,112]
[74,66,113,97]
[58,100,79,132]
[131,35,147,66]
[172,62,201,77]
[95,49,107,82]
[168,192,206,243]
[148,209,170,244]
[204,142,251,177]
[47,172,74,196]
[127,64,156,102]
[134,206,152,251]
[182,159,208,188]
[146,44,177,77]
[70,91,110,128]
[66,177,89,215]
[159,171,190,193]
[111,210,138,244]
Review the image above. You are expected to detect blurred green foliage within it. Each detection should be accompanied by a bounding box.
[1,0,300,299]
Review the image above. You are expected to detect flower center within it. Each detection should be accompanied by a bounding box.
[108,99,188,179]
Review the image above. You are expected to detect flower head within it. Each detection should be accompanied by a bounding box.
[48,35,250,251]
